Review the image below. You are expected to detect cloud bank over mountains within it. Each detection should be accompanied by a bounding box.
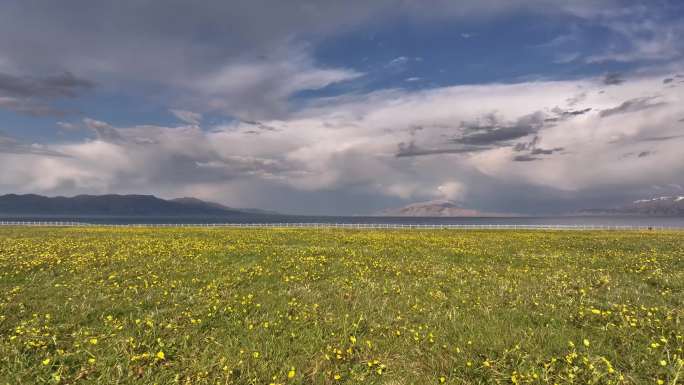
[0,0,683,214]
[2,72,683,214]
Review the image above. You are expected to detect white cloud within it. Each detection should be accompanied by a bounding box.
[182,43,362,119]
[57,121,79,131]
[586,19,684,63]
[170,109,202,125]
[436,181,466,201]
[3,70,683,214]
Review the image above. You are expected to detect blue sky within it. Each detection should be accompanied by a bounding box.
[1,0,684,214]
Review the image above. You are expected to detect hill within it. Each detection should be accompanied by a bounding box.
[378,199,483,217]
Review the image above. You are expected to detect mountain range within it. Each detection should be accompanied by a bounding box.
[3,194,683,218]
[0,194,278,216]
[579,196,684,216]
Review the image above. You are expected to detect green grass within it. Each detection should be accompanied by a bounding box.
[0,227,682,384]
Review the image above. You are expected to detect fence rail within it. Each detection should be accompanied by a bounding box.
[0,221,682,231]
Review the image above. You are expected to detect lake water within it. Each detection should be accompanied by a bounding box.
[2,215,684,228]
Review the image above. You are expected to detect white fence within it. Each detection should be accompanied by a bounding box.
[0,221,682,231]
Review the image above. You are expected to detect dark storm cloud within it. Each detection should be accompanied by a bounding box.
[602,73,625,85]
[513,138,537,152]
[544,107,592,123]
[552,107,592,118]
[448,110,569,160]
[513,154,541,162]
[0,0,610,77]
[453,112,546,146]
[663,78,674,84]
[599,96,667,118]
[0,0,635,122]
[395,109,565,158]
[530,147,564,155]
[0,71,94,116]
[0,1,383,120]
[457,124,534,145]
[639,135,684,142]
[513,136,563,160]
[241,120,278,132]
[0,72,94,98]
[395,141,485,157]
[0,1,386,83]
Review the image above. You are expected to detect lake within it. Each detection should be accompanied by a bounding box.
[2,215,684,228]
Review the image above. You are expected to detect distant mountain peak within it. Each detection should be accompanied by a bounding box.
[580,195,684,216]
[378,199,482,217]
[633,196,684,204]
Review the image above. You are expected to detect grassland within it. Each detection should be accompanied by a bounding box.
[0,227,682,385]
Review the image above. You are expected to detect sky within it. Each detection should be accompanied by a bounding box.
[1,0,684,215]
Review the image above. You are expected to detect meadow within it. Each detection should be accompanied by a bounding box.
[0,227,682,385]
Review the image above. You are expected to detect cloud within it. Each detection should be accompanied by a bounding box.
[183,43,361,119]
[0,71,93,98]
[513,136,564,160]
[2,0,684,214]
[387,56,409,67]
[586,16,684,63]
[565,92,587,106]
[170,110,202,125]
[396,141,485,157]
[0,71,93,116]
[0,0,644,122]
[436,181,466,200]
[1,59,684,214]
[454,112,547,146]
[602,73,625,85]
[0,1,375,120]
[599,96,667,117]
[0,132,68,157]
[57,121,79,131]
[240,120,278,131]
[549,107,592,119]
[83,118,124,142]
[530,147,564,155]
[639,135,684,142]
[513,154,541,162]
